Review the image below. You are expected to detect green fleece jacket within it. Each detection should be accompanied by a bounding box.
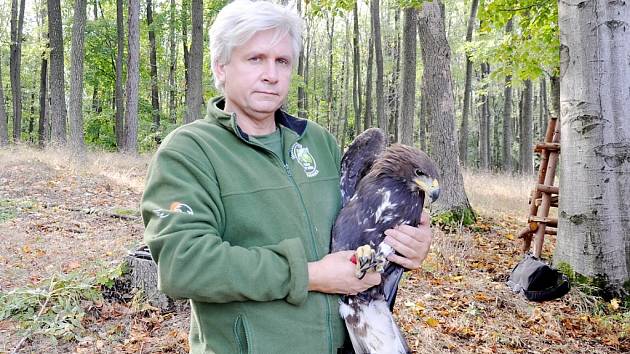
[141,97,346,354]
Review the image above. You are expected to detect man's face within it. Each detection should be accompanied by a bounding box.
[215,29,293,124]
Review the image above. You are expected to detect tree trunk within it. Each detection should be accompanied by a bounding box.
[115,0,125,150]
[550,73,560,118]
[38,53,48,148]
[539,76,548,139]
[519,79,533,174]
[459,0,479,167]
[326,13,335,134]
[555,0,630,296]
[479,62,490,170]
[364,36,374,131]
[388,9,401,143]
[69,0,87,154]
[0,54,8,146]
[10,0,26,142]
[370,0,386,141]
[185,0,203,123]
[123,0,140,153]
[397,7,416,145]
[352,1,362,136]
[168,0,177,124]
[296,0,307,118]
[339,18,351,149]
[418,1,473,219]
[418,90,427,151]
[147,0,160,136]
[48,0,67,145]
[182,0,190,122]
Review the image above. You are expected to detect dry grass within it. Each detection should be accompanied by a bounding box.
[463,169,534,219]
[0,144,151,193]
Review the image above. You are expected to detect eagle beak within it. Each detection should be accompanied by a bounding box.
[414,176,440,203]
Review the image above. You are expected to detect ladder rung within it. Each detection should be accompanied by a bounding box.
[537,184,559,195]
[529,216,558,227]
[534,143,561,153]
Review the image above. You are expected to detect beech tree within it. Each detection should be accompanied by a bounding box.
[418,0,473,221]
[555,0,630,296]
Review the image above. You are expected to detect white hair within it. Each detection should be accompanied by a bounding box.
[209,0,303,91]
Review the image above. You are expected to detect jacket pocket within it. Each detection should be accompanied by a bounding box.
[233,314,253,354]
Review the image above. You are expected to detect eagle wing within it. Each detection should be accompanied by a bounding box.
[339,128,386,207]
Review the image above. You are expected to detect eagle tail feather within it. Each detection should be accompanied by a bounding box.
[339,297,411,354]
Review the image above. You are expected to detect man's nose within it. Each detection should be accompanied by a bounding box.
[262,62,279,84]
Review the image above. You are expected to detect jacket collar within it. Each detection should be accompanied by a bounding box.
[208,96,307,141]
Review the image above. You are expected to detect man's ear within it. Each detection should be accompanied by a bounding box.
[213,61,226,84]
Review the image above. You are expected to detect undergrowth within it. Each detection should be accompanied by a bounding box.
[0,262,126,344]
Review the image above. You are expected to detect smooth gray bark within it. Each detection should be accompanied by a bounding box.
[48,0,67,144]
[519,79,533,174]
[555,0,630,295]
[123,0,140,153]
[69,0,87,154]
[418,1,472,214]
[397,7,416,145]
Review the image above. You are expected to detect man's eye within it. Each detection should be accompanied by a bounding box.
[249,57,261,62]
[277,58,290,65]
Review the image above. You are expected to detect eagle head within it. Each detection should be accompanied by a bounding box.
[371,144,441,203]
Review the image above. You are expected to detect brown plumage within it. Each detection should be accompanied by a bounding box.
[332,129,440,354]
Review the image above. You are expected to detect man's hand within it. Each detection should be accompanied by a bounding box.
[383,212,432,270]
[308,251,381,295]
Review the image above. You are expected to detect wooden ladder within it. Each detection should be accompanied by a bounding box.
[518,115,560,258]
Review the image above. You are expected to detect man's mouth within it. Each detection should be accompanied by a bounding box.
[255,91,278,96]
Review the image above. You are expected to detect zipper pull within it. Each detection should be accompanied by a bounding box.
[284,163,293,177]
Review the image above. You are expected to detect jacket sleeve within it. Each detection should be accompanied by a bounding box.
[141,145,309,306]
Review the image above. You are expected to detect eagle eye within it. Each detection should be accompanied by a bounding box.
[414,168,424,176]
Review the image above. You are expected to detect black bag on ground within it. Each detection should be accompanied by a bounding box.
[507,254,570,302]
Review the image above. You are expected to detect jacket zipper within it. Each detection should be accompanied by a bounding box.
[235,124,335,353]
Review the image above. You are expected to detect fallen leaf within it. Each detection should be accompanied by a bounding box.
[425,317,439,327]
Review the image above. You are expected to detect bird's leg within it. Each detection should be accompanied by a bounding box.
[353,245,375,279]
[373,243,393,272]
[352,243,394,279]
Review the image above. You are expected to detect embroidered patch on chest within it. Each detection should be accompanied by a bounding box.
[290,142,319,177]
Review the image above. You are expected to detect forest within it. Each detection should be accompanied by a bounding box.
[1,0,629,352]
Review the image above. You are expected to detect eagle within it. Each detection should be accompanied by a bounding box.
[332,128,440,354]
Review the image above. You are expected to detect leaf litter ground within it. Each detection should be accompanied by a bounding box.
[0,147,627,353]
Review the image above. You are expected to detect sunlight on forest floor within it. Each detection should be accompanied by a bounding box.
[464,170,534,218]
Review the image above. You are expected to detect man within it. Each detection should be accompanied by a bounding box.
[141,1,432,353]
